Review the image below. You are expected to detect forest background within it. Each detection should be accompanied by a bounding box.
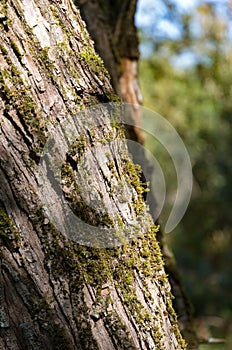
[136,0,232,345]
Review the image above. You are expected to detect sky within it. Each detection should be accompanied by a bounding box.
[135,0,198,31]
[136,0,230,38]
[135,0,198,58]
[135,0,231,67]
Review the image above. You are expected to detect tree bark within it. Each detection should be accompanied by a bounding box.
[77,1,198,348]
[0,0,186,349]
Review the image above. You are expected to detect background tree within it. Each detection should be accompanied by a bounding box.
[0,0,187,349]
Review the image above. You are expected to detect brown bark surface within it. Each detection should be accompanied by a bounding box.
[77,2,198,348]
[0,0,187,349]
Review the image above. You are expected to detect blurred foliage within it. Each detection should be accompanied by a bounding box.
[138,0,232,335]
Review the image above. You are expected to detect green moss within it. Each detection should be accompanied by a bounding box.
[10,39,22,60]
[108,225,186,349]
[122,160,144,195]
[49,5,65,30]
[121,153,149,215]
[167,300,187,349]
[108,94,122,103]
[110,119,122,131]
[0,204,20,243]
[0,45,21,77]
[31,205,185,349]
[0,44,8,56]
[37,47,55,82]
[69,135,86,158]
[79,47,110,79]
[0,0,8,20]
[107,160,115,171]
[98,138,107,144]
[56,43,80,85]
[0,50,47,151]
[110,231,157,325]
[57,40,68,50]
[39,46,50,60]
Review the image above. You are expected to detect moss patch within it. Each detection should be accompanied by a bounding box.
[0,203,20,244]
[30,201,186,349]
[79,46,110,80]
[121,153,149,215]
[0,45,47,151]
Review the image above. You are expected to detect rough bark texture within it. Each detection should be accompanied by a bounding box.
[0,0,186,349]
[77,1,198,348]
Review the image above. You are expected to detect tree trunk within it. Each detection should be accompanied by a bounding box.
[0,1,186,349]
[77,1,198,349]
